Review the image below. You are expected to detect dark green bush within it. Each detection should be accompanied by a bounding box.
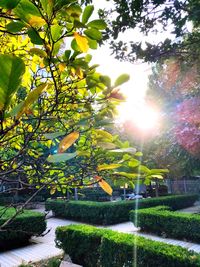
[0,206,46,249]
[130,205,200,243]
[46,194,198,225]
[56,224,200,267]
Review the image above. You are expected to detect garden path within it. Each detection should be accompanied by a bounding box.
[1,204,200,267]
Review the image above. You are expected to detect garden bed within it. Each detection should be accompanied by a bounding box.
[130,205,200,242]
[45,194,198,225]
[56,224,200,267]
[0,206,46,250]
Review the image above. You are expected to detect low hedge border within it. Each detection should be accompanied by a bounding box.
[0,206,46,249]
[46,194,198,225]
[130,205,200,243]
[56,224,200,267]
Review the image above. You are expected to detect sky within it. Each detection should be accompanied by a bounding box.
[89,1,159,128]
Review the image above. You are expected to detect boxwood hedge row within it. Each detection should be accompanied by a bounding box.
[0,206,46,249]
[130,205,200,243]
[56,224,200,267]
[46,194,198,225]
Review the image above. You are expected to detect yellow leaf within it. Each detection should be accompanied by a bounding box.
[28,16,46,27]
[74,32,89,53]
[95,129,113,141]
[30,48,47,58]
[58,132,79,153]
[76,67,84,79]
[16,83,50,119]
[50,186,56,195]
[58,63,66,72]
[97,164,121,171]
[95,176,112,195]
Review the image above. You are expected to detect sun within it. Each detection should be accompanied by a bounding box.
[117,101,160,131]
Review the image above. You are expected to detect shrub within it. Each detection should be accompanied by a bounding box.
[0,206,46,249]
[56,224,200,267]
[46,194,198,225]
[130,205,200,243]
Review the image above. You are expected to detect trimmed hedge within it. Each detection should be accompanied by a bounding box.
[0,206,46,249]
[56,224,200,267]
[130,205,200,243]
[46,194,198,225]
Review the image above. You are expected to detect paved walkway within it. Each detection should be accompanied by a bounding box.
[1,205,200,266]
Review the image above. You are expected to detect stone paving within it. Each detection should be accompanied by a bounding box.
[1,204,200,267]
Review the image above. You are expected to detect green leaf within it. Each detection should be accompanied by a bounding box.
[28,28,43,45]
[30,48,47,58]
[87,37,98,49]
[84,28,102,41]
[14,0,42,21]
[9,102,24,118]
[6,21,25,33]
[139,165,151,174]
[82,5,94,24]
[97,164,121,171]
[17,83,50,119]
[100,75,111,88]
[44,132,66,140]
[150,169,169,174]
[114,74,130,87]
[134,151,143,157]
[51,25,63,42]
[47,152,77,163]
[0,0,20,9]
[0,55,25,111]
[114,172,140,179]
[87,19,107,30]
[128,159,140,168]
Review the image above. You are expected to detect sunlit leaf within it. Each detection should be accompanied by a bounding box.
[0,55,25,111]
[134,151,143,157]
[109,148,136,154]
[47,152,77,163]
[58,132,79,153]
[95,129,113,141]
[28,16,46,27]
[16,83,50,119]
[58,63,66,72]
[97,142,116,150]
[50,186,56,195]
[150,169,169,174]
[150,174,164,179]
[114,74,130,87]
[95,176,112,195]
[74,32,89,53]
[82,5,94,24]
[128,159,140,168]
[97,164,121,171]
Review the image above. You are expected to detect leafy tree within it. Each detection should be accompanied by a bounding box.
[93,0,200,62]
[0,0,165,229]
[143,58,200,177]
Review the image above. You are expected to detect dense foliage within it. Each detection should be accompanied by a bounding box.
[46,194,198,225]
[130,205,200,243]
[56,224,200,267]
[0,206,46,249]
